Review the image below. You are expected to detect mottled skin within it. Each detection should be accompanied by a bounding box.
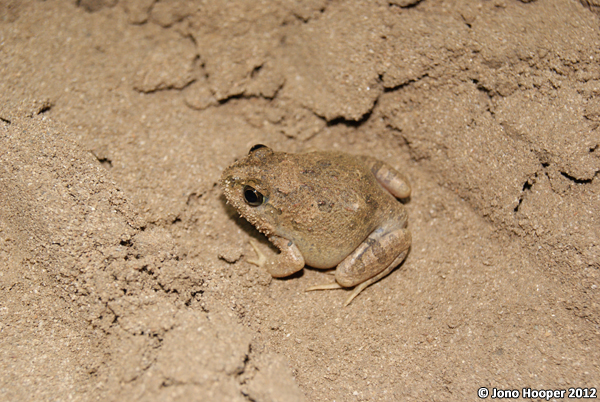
[221,145,411,305]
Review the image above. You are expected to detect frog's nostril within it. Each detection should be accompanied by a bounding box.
[243,185,264,206]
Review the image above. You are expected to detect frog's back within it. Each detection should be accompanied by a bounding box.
[270,151,397,268]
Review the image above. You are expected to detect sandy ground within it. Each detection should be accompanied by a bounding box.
[1,0,599,401]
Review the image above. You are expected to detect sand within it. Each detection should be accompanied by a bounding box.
[1,0,599,401]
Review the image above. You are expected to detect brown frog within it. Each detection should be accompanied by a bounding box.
[220,145,411,306]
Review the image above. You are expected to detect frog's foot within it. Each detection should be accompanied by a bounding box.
[341,256,399,306]
[305,249,408,306]
[247,239,267,268]
[304,269,340,291]
[304,260,398,306]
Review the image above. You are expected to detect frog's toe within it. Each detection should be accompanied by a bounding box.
[247,239,267,268]
[305,282,342,292]
[343,280,373,307]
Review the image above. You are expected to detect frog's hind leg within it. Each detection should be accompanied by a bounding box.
[358,155,411,199]
[304,251,407,305]
[342,250,407,307]
[306,226,411,306]
[335,227,410,287]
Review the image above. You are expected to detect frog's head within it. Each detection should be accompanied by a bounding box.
[220,145,285,236]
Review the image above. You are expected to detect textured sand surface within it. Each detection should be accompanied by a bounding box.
[1,0,599,400]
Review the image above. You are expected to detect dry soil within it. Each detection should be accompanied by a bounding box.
[1,0,599,401]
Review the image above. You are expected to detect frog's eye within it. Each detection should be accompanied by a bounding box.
[248,144,273,159]
[243,185,264,206]
[249,144,267,154]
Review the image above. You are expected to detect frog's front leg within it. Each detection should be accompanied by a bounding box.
[248,235,305,278]
[307,225,411,306]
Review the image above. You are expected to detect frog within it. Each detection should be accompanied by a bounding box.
[220,144,412,306]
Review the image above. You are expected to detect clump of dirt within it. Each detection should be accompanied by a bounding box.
[1,0,598,401]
